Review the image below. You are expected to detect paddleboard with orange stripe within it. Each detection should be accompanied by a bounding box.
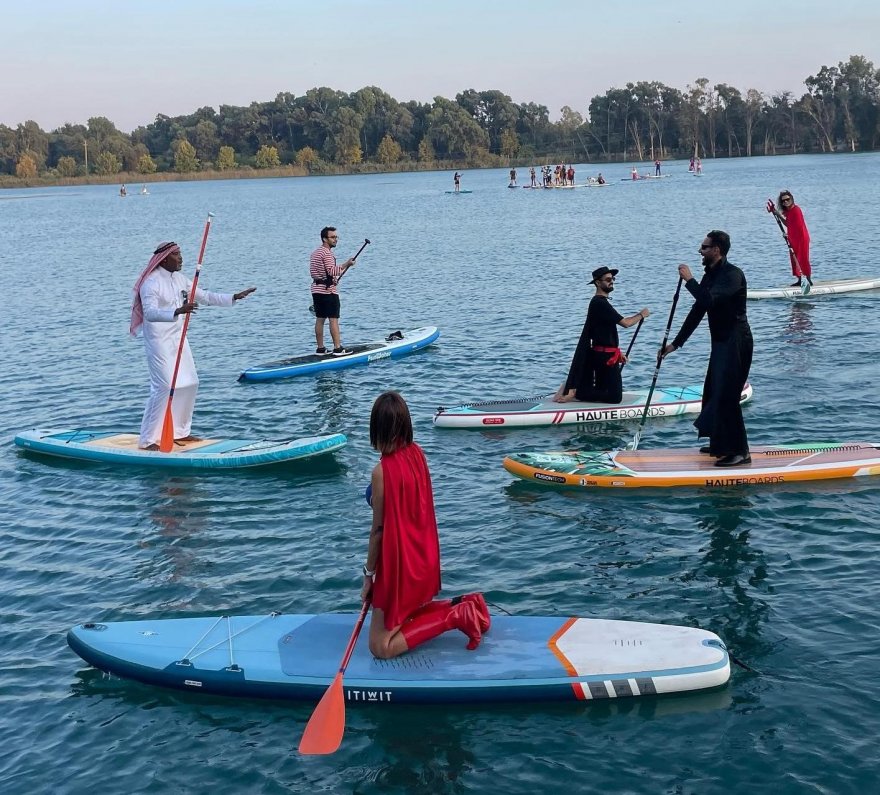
[504,442,880,489]
[67,612,729,704]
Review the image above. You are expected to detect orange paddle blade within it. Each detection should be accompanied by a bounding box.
[158,404,175,453]
[298,673,345,755]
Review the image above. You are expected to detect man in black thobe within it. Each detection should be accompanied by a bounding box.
[555,266,650,404]
[661,230,753,467]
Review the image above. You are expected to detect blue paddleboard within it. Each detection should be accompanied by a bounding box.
[14,429,346,469]
[239,326,439,382]
[68,612,729,705]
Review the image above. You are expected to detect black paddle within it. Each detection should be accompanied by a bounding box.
[309,238,371,315]
[622,317,645,366]
[627,277,683,451]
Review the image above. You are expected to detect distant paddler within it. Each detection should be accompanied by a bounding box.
[509,167,517,187]
[453,171,462,193]
[130,239,256,450]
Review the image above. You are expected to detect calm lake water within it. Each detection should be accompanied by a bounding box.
[2,154,880,794]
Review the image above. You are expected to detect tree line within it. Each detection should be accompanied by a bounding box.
[2,54,878,181]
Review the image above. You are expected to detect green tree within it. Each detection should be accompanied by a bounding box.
[217,145,236,170]
[94,151,121,174]
[254,144,281,168]
[56,156,77,177]
[376,133,402,164]
[15,152,37,178]
[417,136,434,162]
[137,153,157,173]
[173,138,199,172]
[500,128,519,159]
[326,106,364,164]
[295,146,319,169]
[425,97,489,159]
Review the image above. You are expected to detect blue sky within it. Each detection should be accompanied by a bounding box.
[3,0,878,132]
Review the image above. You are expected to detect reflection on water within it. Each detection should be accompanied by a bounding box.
[691,491,770,655]
[780,302,817,376]
[785,301,816,340]
[313,373,350,435]
[364,709,475,795]
[134,477,211,592]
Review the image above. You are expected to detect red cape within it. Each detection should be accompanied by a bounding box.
[372,443,441,629]
[785,204,811,274]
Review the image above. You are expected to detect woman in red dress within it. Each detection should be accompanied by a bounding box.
[769,190,812,288]
[361,391,489,659]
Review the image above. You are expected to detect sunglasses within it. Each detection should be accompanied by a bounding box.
[700,244,716,251]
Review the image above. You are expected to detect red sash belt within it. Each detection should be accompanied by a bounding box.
[592,345,623,366]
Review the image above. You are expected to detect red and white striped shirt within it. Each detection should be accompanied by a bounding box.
[309,246,344,295]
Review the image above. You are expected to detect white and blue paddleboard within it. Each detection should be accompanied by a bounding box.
[14,429,346,469]
[239,326,439,382]
[434,383,753,429]
[67,612,729,705]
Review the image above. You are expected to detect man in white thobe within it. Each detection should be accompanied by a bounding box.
[130,241,255,449]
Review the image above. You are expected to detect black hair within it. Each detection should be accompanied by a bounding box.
[706,230,731,256]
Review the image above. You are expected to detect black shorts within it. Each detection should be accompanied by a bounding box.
[312,292,340,319]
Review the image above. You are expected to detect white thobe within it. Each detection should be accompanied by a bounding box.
[138,268,234,447]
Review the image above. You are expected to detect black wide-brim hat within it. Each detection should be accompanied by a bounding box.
[591,266,619,283]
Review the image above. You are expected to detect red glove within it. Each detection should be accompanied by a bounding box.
[766,199,776,214]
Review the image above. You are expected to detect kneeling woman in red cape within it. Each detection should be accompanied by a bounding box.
[361,391,490,659]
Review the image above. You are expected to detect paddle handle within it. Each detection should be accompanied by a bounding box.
[351,238,371,262]
[630,277,683,450]
[769,202,802,274]
[338,599,371,674]
[622,316,644,364]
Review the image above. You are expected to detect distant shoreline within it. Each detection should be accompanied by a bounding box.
[0,150,871,191]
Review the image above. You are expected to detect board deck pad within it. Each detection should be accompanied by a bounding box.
[239,326,439,381]
[504,442,880,488]
[67,612,729,705]
[14,429,347,469]
[747,277,880,300]
[434,383,752,429]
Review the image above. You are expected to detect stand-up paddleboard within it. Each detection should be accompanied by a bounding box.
[543,184,576,190]
[67,612,729,704]
[239,326,439,382]
[504,442,880,489]
[434,383,753,429]
[586,182,611,188]
[747,277,880,300]
[445,190,473,194]
[14,429,347,470]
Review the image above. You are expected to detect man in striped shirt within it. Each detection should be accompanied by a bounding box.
[310,226,356,355]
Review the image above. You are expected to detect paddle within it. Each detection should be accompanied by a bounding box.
[767,199,808,294]
[309,238,371,315]
[621,317,645,366]
[158,213,213,453]
[298,599,371,755]
[627,277,683,451]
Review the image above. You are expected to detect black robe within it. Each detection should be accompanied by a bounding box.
[564,295,624,403]
[672,258,753,456]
